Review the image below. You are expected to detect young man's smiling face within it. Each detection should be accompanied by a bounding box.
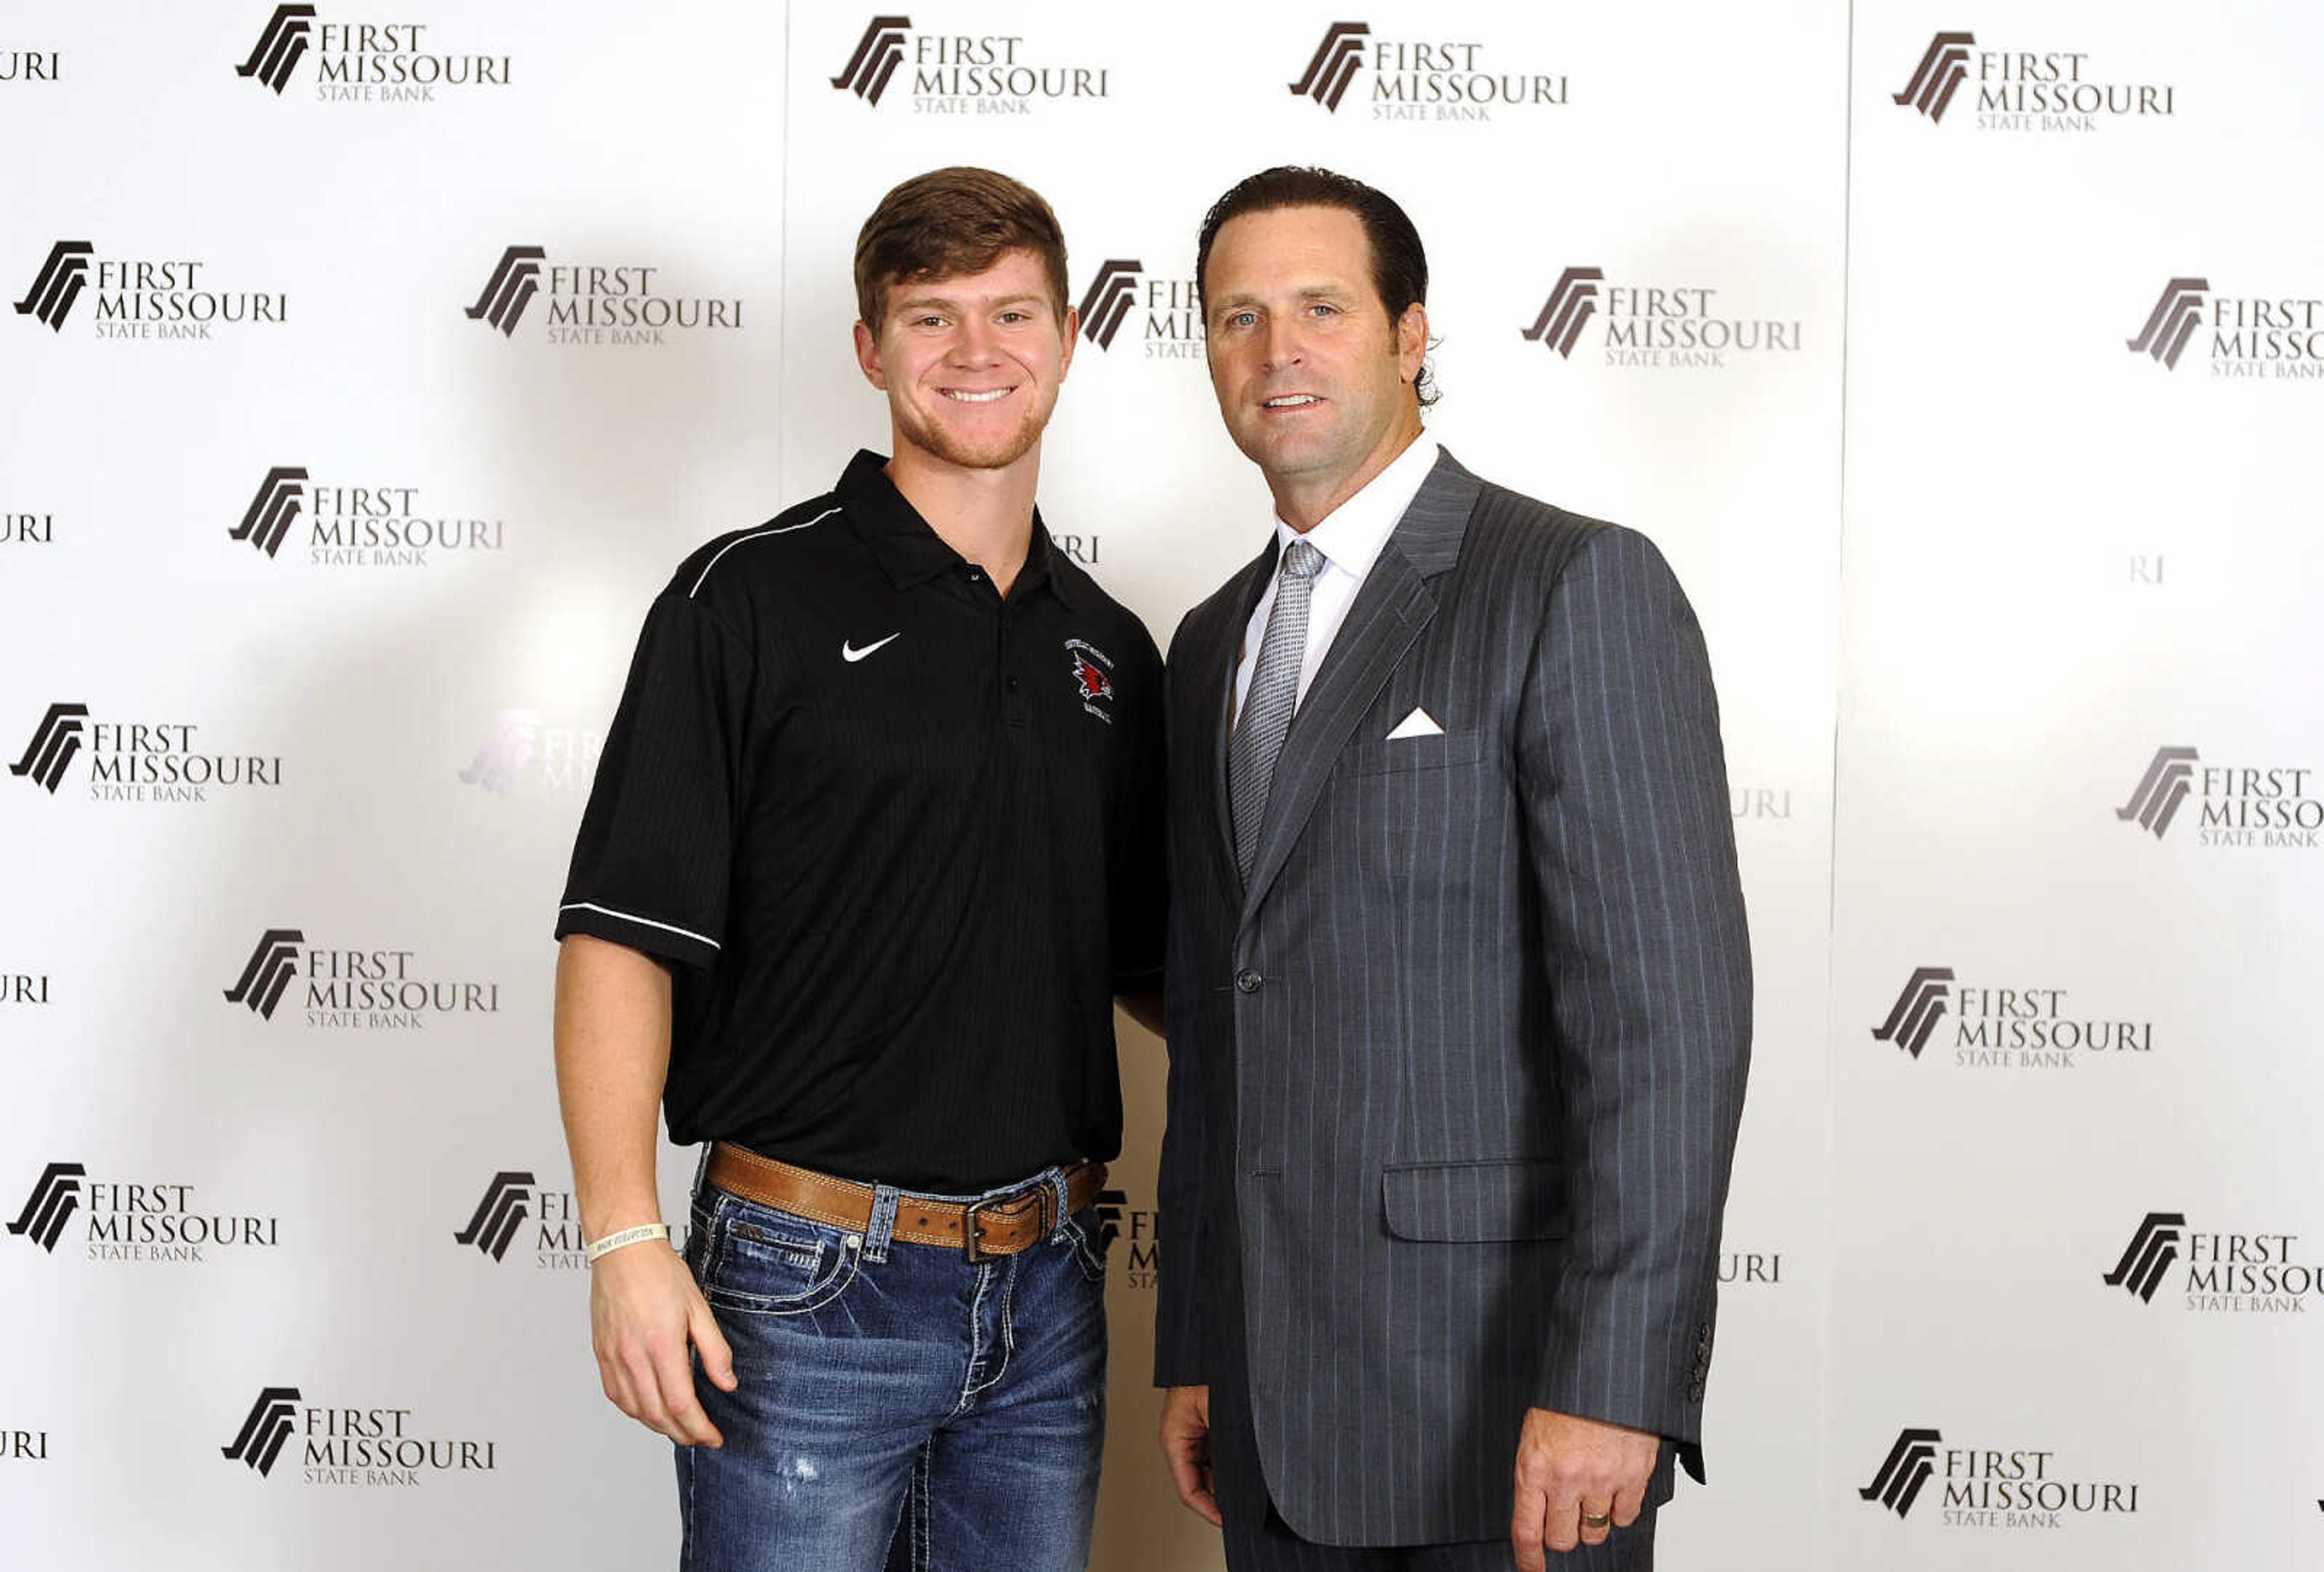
[854,248,1076,476]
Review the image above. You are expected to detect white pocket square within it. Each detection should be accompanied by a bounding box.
[1384,707,1443,740]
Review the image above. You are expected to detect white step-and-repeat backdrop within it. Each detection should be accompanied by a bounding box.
[3,4,2317,1569]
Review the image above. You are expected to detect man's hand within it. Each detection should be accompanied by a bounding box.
[1511,1407,1659,1569]
[590,1238,737,1448]
[1158,1384,1222,1525]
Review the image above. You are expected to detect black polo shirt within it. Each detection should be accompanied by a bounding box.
[554,451,1164,1192]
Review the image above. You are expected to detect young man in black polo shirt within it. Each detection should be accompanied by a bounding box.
[551,166,1164,1572]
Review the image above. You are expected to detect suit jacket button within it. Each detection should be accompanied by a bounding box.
[1234,969,1263,994]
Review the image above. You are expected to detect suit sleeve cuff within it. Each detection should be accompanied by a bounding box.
[1154,1346,1210,1388]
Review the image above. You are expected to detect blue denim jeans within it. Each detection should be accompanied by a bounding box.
[674,1165,1108,1572]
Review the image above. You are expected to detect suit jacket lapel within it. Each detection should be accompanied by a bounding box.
[1240,450,1484,919]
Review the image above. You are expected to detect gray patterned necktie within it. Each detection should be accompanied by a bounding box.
[1229,538,1325,878]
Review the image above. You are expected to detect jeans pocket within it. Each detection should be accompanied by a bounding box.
[1059,1205,1109,1286]
[697,1201,862,1317]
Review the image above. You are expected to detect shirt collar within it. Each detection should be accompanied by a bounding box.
[836,449,1075,608]
[1018,524,1077,608]
[1271,435,1443,579]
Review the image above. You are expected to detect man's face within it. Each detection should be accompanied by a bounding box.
[1202,205,1425,492]
[853,248,1075,473]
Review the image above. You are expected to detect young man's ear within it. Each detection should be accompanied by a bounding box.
[853,317,888,390]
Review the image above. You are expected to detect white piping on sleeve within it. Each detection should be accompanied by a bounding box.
[559,902,721,951]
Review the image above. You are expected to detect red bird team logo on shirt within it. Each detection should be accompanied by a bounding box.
[1074,656,1112,701]
[1064,639,1115,722]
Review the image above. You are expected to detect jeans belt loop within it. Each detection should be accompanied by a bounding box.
[864,1184,901,1263]
[1044,1168,1073,1243]
[683,1142,717,1254]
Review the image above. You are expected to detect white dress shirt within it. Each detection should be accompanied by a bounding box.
[1230,437,1443,730]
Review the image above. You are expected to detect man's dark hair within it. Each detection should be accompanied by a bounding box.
[854,166,1070,332]
[1194,165,1437,407]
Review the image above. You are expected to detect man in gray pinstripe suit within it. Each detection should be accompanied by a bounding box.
[1154,167,1752,1571]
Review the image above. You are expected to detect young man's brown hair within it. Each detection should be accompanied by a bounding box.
[853,166,1071,332]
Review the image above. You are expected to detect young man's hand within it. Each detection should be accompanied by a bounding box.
[590,1238,737,1447]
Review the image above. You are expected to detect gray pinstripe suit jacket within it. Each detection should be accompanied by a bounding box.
[1154,450,1752,1547]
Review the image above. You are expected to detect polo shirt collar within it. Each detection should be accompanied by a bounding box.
[1017,522,1078,608]
[836,449,1075,608]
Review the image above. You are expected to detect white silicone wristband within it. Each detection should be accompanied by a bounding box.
[583,1223,672,1263]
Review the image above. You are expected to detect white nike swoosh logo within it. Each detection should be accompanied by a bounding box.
[842,633,901,663]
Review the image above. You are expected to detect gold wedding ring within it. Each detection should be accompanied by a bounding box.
[1581,1510,1613,1530]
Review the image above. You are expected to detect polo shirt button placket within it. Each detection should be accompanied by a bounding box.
[997,594,1028,726]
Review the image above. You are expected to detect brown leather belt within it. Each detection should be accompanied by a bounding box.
[707,1142,1106,1262]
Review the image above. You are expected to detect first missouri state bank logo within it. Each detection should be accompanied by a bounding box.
[223,930,305,1020]
[1523,266,1800,369]
[1892,33,1972,122]
[832,16,909,104]
[2101,1212,2184,1303]
[1289,21,1566,120]
[237,5,313,91]
[2102,1211,2323,1314]
[830,15,1109,112]
[1859,1427,2141,1528]
[2116,746,2320,848]
[10,703,283,801]
[3,507,56,547]
[1892,31,2173,132]
[2127,281,2207,371]
[15,240,287,338]
[235,468,308,557]
[1074,257,1203,362]
[1871,966,2153,1067]
[458,708,605,798]
[3,47,61,85]
[464,246,743,344]
[453,1171,585,1268]
[2115,746,2197,836]
[1872,967,1952,1059]
[222,1387,499,1484]
[235,5,511,101]
[223,1389,303,1476]
[2127,277,2324,380]
[233,465,506,566]
[454,1171,534,1261]
[9,703,88,793]
[467,246,542,333]
[5,1163,85,1252]
[1092,1187,1161,1289]
[1290,23,1368,111]
[1861,1428,1942,1518]
[8,1162,282,1262]
[1524,268,1601,357]
[223,927,501,1029]
[1078,260,1141,351]
[14,242,90,330]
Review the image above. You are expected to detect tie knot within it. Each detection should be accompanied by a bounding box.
[1281,538,1324,580]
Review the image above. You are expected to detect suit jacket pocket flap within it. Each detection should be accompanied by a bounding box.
[1346,731,1485,776]
[1382,1159,1566,1242]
